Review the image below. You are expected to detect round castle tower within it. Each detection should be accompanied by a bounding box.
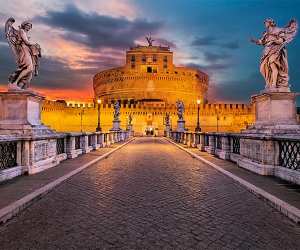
[93,38,208,105]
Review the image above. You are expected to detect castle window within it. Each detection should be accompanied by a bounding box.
[163,56,168,62]
[147,66,152,73]
[142,55,146,63]
[153,55,157,62]
[131,55,135,62]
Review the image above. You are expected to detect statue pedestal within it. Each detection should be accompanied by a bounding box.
[126,124,133,132]
[110,120,122,131]
[243,91,300,134]
[177,120,186,132]
[126,124,133,136]
[164,125,171,137]
[0,90,54,136]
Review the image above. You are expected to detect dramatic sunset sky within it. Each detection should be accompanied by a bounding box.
[0,0,299,102]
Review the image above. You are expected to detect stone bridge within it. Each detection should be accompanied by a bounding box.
[0,137,299,249]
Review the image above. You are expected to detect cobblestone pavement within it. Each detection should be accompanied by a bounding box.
[0,137,300,250]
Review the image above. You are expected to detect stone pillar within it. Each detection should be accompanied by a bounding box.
[177,120,185,132]
[66,134,84,159]
[0,90,54,136]
[238,136,279,175]
[206,134,215,154]
[187,133,192,147]
[198,133,205,151]
[102,133,107,147]
[216,135,230,160]
[245,91,300,134]
[180,132,184,143]
[164,125,171,137]
[108,132,113,145]
[100,133,104,147]
[127,125,133,136]
[82,134,92,154]
[191,133,197,147]
[183,133,187,145]
[111,120,121,132]
[91,133,98,150]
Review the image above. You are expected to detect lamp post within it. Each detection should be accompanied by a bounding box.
[216,106,220,132]
[80,109,84,132]
[195,99,201,132]
[96,99,102,132]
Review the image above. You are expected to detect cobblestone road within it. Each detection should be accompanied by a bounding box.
[0,138,300,249]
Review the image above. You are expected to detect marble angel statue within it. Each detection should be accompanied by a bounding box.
[5,17,41,90]
[127,113,133,126]
[176,100,185,120]
[113,101,121,121]
[251,18,298,91]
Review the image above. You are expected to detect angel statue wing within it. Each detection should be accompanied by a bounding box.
[283,18,298,45]
[5,17,19,59]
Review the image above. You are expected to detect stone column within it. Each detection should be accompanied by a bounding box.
[216,135,231,160]
[206,134,216,154]
[177,120,186,132]
[82,134,92,154]
[191,133,197,147]
[198,133,205,151]
[187,133,192,147]
[91,133,98,150]
[238,136,279,175]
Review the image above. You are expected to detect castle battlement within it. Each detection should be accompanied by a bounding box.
[42,99,253,114]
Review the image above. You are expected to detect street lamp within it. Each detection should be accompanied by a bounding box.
[96,98,102,132]
[195,99,201,132]
[80,108,84,132]
[216,105,220,132]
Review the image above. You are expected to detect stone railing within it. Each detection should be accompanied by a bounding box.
[0,131,130,183]
[168,131,300,185]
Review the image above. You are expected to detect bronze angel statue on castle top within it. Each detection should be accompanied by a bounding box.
[251,18,298,91]
[5,17,41,90]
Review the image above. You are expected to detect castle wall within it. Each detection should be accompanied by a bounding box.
[41,101,255,135]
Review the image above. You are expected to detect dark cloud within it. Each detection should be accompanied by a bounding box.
[191,36,239,50]
[0,43,120,90]
[222,41,240,50]
[35,4,163,49]
[0,35,6,44]
[184,62,231,73]
[191,36,217,46]
[0,44,15,83]
[154,38,177,48]
[184,60,262,102]
[203,51,230,63]
[74,55,123,69]
[208,72,264,102]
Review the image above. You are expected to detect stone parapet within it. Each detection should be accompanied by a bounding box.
[167,131,300,185]
[0,130,131,183]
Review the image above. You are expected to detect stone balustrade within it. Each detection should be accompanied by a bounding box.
[0,130,130,183]
[168,131,300,185]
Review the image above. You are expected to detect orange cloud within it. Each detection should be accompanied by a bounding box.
[0,85,93,100]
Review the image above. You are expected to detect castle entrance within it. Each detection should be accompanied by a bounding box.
[145,126,154,136]
[143,112,159,136]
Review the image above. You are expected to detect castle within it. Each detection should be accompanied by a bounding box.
[41,38,255,135]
